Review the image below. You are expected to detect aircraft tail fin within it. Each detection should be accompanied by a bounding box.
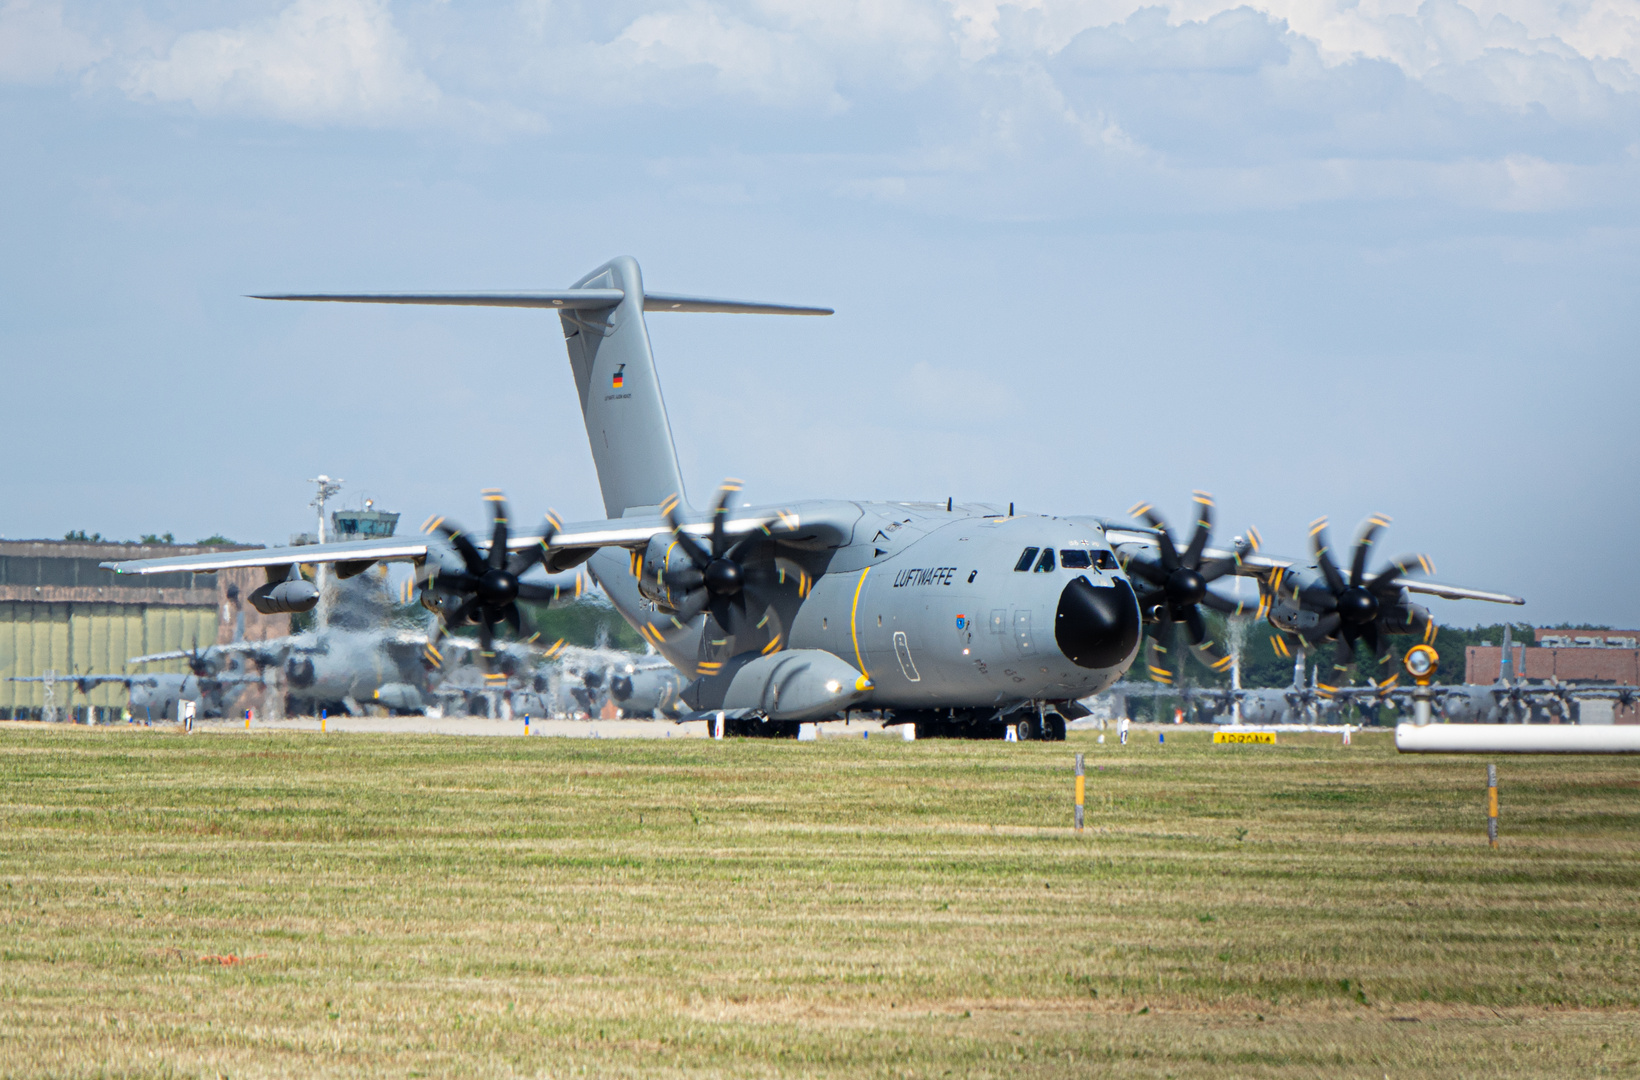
[253,257,831,519]
[558,257,829,517]
[1500,624,1515,684]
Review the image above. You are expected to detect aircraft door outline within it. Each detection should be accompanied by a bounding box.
[893,631,921,683]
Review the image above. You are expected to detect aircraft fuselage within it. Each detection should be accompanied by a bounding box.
[594,501,1142,716]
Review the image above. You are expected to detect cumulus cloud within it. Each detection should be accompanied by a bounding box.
[7,1,1639,212]
[0,0,105,83]
[122,0,437,124]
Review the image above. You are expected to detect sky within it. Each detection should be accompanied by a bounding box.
[2,0,1637,627]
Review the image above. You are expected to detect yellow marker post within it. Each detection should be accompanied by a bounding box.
[1487,763,1499,849]
[1074,753,1085,833]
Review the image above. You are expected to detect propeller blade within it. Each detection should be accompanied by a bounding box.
[1124,557,1168,586]
[1145,609,1176,685]
[1181,605,1234,676]
[428,570,480,595]
[709,479,742,559]
[708,594,736,637]
[1310,611,1342,641]
[663,566,705,594]
[477,616,495,662]
[1309,518,1347,595]
[447,596,480,629]
[1361,621,1381,662]
[1370,632,1396,692]
[429,519,487,577]
[1370,554,1433,595]
[485,491,509,571]
[1132,503,1181,572]
[671,588,711,625]
[1200,584,1254,616]
[1350,514,1390,589]
[666,501,713,570]
[1182,604,1209,647]
[509,515,561,577]
[423,621,446,669]
[1182,491,1213,568]
[1324,636,1355,691]
[515,581,572,603]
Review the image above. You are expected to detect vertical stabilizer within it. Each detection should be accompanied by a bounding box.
[560,258,688,518]
[1500,624,1515,685]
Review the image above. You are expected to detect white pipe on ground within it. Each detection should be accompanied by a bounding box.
[1396,723,1640,754]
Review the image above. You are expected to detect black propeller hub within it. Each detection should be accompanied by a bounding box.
[1337,586,1379,626]
[1056,577,1141,670]
[477,569,518,608]
[704,557,743,596]
[1165,568,1206,607]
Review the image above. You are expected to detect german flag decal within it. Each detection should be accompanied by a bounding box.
[612,364,625,389]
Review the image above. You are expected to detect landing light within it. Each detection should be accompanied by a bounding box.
[1404,644,1439,685]
[824,679,841,694]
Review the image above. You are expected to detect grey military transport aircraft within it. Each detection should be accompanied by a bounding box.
[102,257,1523,738]
[10,670,259,722]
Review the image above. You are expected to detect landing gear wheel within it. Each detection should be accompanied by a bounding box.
[1013,716,1037,741]
[1043,712,1067,741]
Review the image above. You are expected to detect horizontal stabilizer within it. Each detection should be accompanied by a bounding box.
[251,290,625,309]
[251,290,831,315]
[641,293,831,315]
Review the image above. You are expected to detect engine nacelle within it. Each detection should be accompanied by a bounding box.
[634,534,700,609]
[248,579,319,614]
[373,683,424,713]
[684,649,869,721]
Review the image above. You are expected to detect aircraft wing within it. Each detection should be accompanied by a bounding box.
[99,504,856,578]
[1102,527,1523,606]
[10,674,134,689]
[130,640,294,666]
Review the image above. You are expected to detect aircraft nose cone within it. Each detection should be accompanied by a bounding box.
[1056,576,1141,670]
[704,557,743,596]
[1338,586,1378,625]
[286,657,316,688]
[478,569,518,607]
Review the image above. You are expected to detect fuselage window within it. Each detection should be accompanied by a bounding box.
[1014,547,1040,572]
[1033,548,1056,572]
[1059,549,1091,569]
[1092,550,1119,570]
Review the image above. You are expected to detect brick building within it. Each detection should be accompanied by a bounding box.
[1467,628,1640,724]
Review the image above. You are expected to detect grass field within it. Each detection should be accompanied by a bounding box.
[2,724,1637,1078]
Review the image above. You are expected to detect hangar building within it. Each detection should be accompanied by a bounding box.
[0,539,286,720]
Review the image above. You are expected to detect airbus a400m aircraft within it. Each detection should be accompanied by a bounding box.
[105,257,1521,738]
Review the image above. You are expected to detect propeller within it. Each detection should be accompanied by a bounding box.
[181,638,216,678]
[1304,515,1436,695]
[659,480,810,663]
[415,491,581,673]
[1123,492,1259,686]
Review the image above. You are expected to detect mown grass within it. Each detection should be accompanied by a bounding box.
[1,725,1637,1078]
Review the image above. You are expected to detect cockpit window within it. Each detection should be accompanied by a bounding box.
[1013,547,1040,572]
[1033,548,1056,572]
[1059,549,1091,569]
[1093,550,1119,570]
